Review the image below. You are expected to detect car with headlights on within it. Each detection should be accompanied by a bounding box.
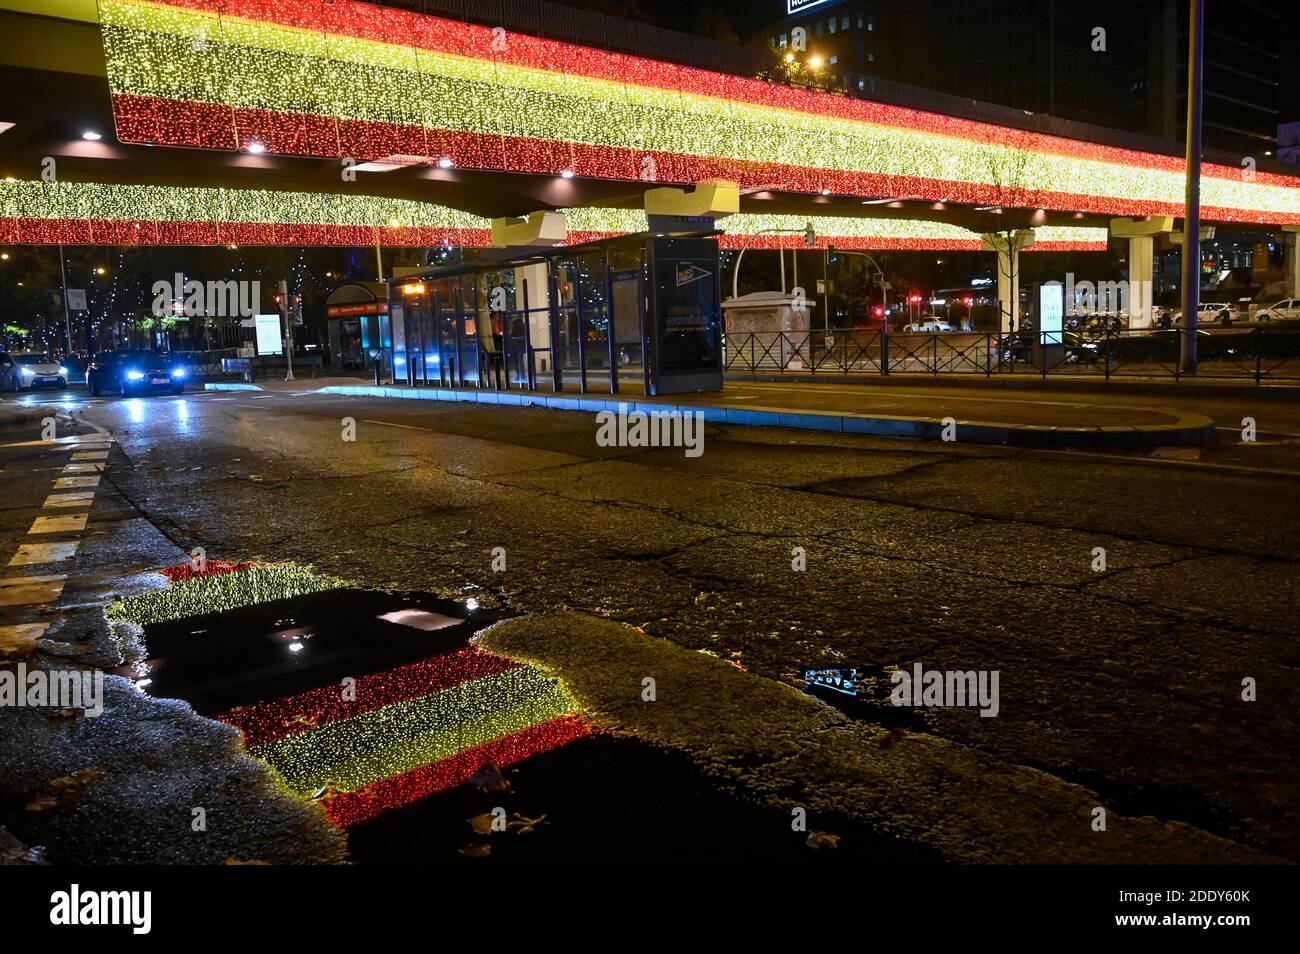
[5,352,69,391]
[86,350,188,396]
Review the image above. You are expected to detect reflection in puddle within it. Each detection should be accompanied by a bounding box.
[107,563,589,827]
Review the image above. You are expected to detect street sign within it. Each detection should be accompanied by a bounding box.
[66,289,87,311]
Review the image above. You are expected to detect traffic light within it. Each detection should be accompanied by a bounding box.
[803,222,817,247]
[827,245,839,264]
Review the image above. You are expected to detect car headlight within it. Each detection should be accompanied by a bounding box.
[20,367,33,376]
[170,367,186,378]
[126,370,145,381]
[59,366,69,375]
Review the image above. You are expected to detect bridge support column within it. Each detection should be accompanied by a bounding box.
[491,211,566,248]
[643,180,739,219]
[1110,217,1173,328]
[1284,227,1300,299]
[981,230,1034,333]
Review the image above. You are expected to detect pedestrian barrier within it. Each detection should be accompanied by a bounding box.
[722,327,1300,384]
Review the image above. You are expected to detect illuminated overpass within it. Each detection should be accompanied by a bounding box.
[1,0,1299,327]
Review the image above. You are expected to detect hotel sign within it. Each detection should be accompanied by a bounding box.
[787,0,839,15]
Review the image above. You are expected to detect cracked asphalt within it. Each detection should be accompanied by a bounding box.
[2,384,1297,863]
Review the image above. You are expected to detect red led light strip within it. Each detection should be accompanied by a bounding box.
[104,95,1293,225]
[0,216,493,248]
[322,714,593,828]
[217,646,523,748]
[158,559,256,582]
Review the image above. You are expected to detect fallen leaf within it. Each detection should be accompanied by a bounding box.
[806,831,840,851]
[25,768,106,812]
[458,842,492,859]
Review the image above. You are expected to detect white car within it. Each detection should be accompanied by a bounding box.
[1257,298,1300,321]
[1170,302,1238,326]
[7,352,69,390]
[903,318,952,332]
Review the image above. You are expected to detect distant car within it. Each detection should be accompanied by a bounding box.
[86,350,187,396]
[1257,298,1300,322]
[902,318,952,332]
[1170,302,1238,326]
[6,352,68,391]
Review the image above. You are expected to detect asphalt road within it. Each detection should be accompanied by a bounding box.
[2,384,1298,862]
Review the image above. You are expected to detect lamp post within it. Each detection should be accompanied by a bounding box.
[1180,0,1204,374]
[731,223,817,301]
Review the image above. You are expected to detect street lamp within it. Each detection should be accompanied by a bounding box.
[730,223,817,301]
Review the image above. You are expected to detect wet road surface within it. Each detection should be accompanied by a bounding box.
[1,384,1297,863]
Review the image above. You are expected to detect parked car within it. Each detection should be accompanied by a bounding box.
[4,352,68,390]
[1257,298,1300,322]
[902,318,952,333]
[1170,302,1238,326]
[86,350,187,396]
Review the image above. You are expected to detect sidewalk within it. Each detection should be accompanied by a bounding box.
[207,376,1217,449]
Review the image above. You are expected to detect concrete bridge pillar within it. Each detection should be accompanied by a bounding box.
[1284,226,1300,299]
[981,230,1035,332]
[1110,217,1173,328]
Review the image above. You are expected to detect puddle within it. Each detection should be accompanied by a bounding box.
[113,586,501,715]
[107,568,935,859]
[347,733,940,864]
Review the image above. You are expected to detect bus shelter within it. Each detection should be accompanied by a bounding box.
[384,232,723,396]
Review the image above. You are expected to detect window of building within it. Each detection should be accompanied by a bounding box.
[868,52,875,62]
[816,22,823,37]
[842,16,849,30]
[828,19,836,34]
[779,33,787,48]
[830,55,838,64]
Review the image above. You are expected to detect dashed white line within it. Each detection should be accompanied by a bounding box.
[9,542,79,566]
[29,514,88,534]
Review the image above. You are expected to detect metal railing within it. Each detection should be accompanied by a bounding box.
[722,327,1300,384]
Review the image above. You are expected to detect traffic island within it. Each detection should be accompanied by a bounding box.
[209,381,1219,449]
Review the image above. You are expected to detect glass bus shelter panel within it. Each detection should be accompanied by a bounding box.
[576,252,612,393]
[552,259,582,391]
[609,244,647,396]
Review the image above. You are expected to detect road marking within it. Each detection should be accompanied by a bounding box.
[0,575,67,606]
[0,622,50,645]
[53,476,100,489]
[72,450,109,461]
[0,434,114,449]
[361,419,433,431]
[9,541,79,566]
[43,492,94,508]
[61,462,105,473]
[29,514,88,534]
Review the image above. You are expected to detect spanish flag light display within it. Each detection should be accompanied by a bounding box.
[95,0,1300,225]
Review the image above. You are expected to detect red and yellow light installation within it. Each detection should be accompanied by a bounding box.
[2,180,1108,249]
[109,560,592,828]
[220,649,591,828]
[97,0,1300,224]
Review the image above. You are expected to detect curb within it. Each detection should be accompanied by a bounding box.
[728,372,1300,401]
[311,384,1215,449]
[204,383,265,392]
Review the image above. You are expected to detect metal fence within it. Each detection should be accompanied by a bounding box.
[722,328,1300,384]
